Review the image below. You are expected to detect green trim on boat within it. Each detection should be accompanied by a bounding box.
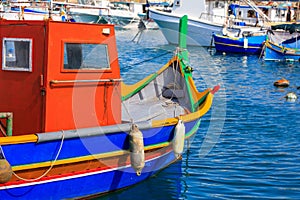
[185,119,201,139]
[193,92,210,110]
[122,73,158,101]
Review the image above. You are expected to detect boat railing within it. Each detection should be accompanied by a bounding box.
[0,1,111,18]
[232,16,258,26]
[199,13,260,27]
[199,13,226,25]
[50,79,122,85]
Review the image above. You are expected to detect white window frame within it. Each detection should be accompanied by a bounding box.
[2,38,33,72]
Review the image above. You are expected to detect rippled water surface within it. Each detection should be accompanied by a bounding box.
[96,28,300,200]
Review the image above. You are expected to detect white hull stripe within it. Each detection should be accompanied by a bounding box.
[0,151,172,190]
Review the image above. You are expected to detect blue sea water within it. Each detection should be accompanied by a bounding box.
[95,28,300,200]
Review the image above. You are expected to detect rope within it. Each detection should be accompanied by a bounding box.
[0,130,65,182]
[159,48,182,117]
[258,42,266,61]
[125,51,172,68]
[96,15,103,24]
[171,48,180,98]
[0,145,4,159]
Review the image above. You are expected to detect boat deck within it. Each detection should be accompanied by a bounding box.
[122,97,186,123]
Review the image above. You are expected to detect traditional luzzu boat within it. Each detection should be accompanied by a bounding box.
[264,38,300,61]
[264,23,300,61]
[0,15,218,199]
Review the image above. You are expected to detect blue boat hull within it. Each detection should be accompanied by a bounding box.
[0,147,176,199]
[213,33,266,54]
[264,40,300,61]
[1,120,198,166]
[0,119,200,199]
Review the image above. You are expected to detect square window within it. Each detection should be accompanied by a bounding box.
[63,43,110,70]
[2,38,32,72]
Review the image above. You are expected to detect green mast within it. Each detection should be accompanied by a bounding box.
[178,15,196,112]
[178,15,189,61]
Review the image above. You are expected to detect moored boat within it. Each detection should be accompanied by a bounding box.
[0,15,218,199]
[213,26,267,54]
[148,0,225,46]
[264,38,300,61]
[66,0,141,26]
[263,23,300,61]
[0,2,63,21]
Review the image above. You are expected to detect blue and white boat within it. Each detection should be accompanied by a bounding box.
[213,27,267,54]
[66,0,141,26]
[264,37,300,61]
[2,2,63,21]
[264,23,300,61]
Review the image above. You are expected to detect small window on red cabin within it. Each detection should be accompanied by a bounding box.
[2,38,32,72]
[63,43,110,70]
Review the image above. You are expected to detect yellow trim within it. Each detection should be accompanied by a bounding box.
[269,22,297,26]
[214,41,260,49]
[265,40,300,55]
[156,56,179,75]
[121,73,154,97]
[121,56,179,97]
[151,72,214,127]
[188,76,211,102]
[12,141,170,171]
[0,134,38,145]
[216,34,239,41]
[152,92,213,127]
[12,126,200,172]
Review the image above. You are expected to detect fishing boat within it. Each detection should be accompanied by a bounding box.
[147,0,273,47]
[1,0,141,27]
[213,26,267,54]
[263,23,300,61]
[0,1,63,21]
[264,38,300,61]
[148,0,225,46]
[65,0,141,27]
[0,15,218,199]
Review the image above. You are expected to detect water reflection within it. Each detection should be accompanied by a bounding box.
[93,160,183,200]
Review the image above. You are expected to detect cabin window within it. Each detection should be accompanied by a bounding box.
[247,10,256,18]
[2,38,32,72]
[174,0,180,6]
[63,43,110,70]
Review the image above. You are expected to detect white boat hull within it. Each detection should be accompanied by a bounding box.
[149,8,223,46]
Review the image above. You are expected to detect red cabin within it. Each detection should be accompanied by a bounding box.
[0,20,121,136]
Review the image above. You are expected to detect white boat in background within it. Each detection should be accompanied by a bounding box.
[62,2,107,24]
[149,0,226,46]
[0,0,149,29]
[0,1,63,21]
[148,0,300,47]
[66,0,141,26]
